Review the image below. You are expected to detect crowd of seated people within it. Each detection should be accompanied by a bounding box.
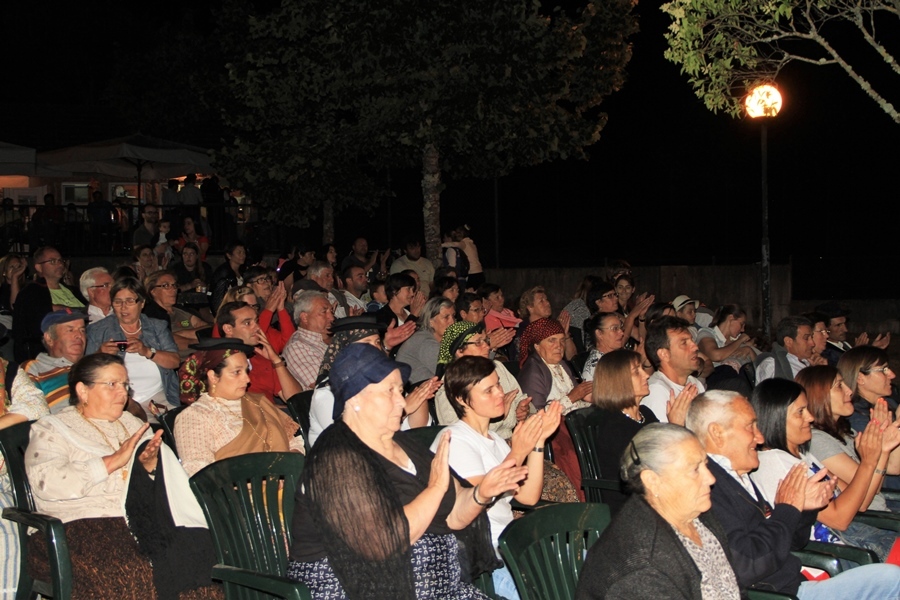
[1,234,899,599]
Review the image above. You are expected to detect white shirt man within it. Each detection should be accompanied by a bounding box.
[641,317,706,422]
[755,316,815,383]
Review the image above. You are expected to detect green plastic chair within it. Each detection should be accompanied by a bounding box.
[564,407,626,502]
[0,421,72,600]
[189,452,311,600]
[498,502,611,600]
[157,405,187,458]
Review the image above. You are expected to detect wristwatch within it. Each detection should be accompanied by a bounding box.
[148,347,157,360]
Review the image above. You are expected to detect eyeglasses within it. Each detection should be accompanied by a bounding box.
[461,337,491,348]
[112,297,140,307]
[814,328,828,335]
[36,257,66,266]
[466,306,485,314]
[90,282,111,289]
[248,277,272,286]
[598,325,625,333]
[87,380,133,392]
[864,366,893,375]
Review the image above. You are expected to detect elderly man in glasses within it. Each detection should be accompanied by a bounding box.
[12,246,86,362]
[80,267,115,324]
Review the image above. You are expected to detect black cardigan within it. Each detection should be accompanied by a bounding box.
[706,460,817,595]
[576,495,742,600]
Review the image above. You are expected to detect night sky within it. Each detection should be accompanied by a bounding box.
[3,0,899,297]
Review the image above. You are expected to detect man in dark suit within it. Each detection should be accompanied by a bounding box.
[686,390,900,598]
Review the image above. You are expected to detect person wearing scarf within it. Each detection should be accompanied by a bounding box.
[287,343,522,599]
[516,317,593,500]
[307,316,435,446]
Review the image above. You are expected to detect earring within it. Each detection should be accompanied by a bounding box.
[210,384,217,397]
[353,405,361,412]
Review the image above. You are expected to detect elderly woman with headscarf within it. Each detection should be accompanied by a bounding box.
[516,317,592,499]
[174,338,305,476]
[288,343,525,599]
[307,315,438,446]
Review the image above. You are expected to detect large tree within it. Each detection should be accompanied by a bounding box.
[218,0,636,261]
[662,0,900,123]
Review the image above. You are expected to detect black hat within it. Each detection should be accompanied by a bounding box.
[188,337,257,355]
[331,315,386,335]
[330,344,411,418]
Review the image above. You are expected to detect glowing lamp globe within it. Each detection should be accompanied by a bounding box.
[745,84,782,118]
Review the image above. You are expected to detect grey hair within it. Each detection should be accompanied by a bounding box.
[685,390,745,446]
[620,423,697,496]
[418,297,454,333]
[293,290,329,323]
[79,267,110,298]
[306,260,332,278]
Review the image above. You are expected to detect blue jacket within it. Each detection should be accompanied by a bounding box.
[86,314,180,406]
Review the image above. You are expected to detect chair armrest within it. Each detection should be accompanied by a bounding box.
[748,590,797,600]
[509,499,557,512]
[855,511,900,532]
[3,507,72,599]
[212,565,312,600]
[3,507,65,533]
[791,550,842,576]
[803,541,878,565]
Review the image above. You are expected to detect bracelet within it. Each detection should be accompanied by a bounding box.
[532,446,544,453]
[472,484,495,507]
[875,468,887,476]
[272,361,286,368]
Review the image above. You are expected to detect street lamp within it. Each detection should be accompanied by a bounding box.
[745,83,782,341]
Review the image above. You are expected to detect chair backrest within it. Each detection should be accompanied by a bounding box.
[397,425,446,450]
[157,405,187,458]
[189,452,305,598]
[0,420,36,511]
[286,390,314,439]
[564,407,621,501]
[498,502,610,600]
[0,420,72,600]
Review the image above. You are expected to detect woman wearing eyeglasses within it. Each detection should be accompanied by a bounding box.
[24,353,219,598]
[87,277,181,420]
[144,270,209,358]
[581,312,627,381]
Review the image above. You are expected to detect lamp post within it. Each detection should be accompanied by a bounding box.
[745,84,782,340]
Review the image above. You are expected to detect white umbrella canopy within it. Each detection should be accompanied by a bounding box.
[37,133,215,185]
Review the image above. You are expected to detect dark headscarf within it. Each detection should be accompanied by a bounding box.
[518,317,565,367]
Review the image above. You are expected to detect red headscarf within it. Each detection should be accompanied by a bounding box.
[518,317,565,367]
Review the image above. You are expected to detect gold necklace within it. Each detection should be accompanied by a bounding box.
[77,409,131,480]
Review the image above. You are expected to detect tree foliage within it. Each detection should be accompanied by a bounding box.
[217,0,637,257]
[662,0,900,123]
